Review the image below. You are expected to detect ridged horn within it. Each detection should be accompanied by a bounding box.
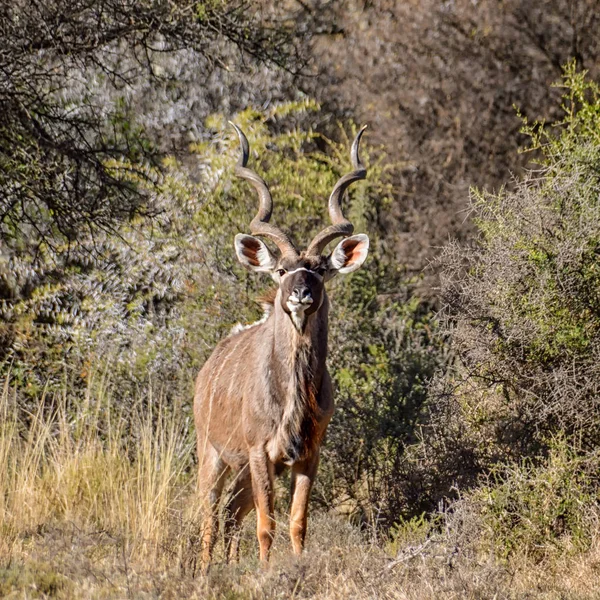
[306,125,367,256]
[230,122,298,257]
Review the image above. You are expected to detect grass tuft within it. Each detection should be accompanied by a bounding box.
[2,374,600,599]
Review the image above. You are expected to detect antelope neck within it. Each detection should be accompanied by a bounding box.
[263,290,329,464]
[270,289,329,379]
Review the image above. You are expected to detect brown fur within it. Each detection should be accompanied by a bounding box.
[194,283,334,565]
[299,379,321,459]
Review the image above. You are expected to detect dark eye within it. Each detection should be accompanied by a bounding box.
[317,267,327,275]
[277,269,286,277]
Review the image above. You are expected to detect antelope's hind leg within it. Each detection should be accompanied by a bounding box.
[198,442,229,568]
[223,465,254,562]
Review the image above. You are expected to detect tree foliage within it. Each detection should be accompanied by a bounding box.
[303,0,600,287]
[0,0,305,253]
[436,64,600,477]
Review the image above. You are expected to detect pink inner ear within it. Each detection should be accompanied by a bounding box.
[343,239,361,263]
[242,238,261,266]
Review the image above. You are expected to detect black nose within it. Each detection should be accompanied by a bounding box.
[292,286,312,301]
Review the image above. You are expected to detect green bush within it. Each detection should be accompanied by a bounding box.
[472,438,600,561]
[439,63,600,452]
[390,64,600,529]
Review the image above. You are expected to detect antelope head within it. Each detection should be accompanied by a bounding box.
[230,123,370,330]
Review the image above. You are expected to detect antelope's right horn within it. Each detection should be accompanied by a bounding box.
[230,122,298,257]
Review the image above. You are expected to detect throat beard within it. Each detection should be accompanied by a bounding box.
[286,299,310,332]
[290,310,306,332]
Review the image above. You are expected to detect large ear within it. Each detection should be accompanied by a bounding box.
[234,234,277,272]
[329,234,370,274]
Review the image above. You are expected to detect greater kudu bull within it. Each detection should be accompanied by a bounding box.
[194,124,370,565]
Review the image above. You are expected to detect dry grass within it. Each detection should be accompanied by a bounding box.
[2,376,600,599]
[0,373,198,573]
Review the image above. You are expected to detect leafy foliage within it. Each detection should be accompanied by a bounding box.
[0,0,307,265]
[427,64,600,511]
[473,438,600,561]
[322,289,444,524]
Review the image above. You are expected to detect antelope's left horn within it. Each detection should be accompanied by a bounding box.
[306,126,367,256]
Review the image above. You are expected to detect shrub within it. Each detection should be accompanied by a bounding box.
[471,438,600,561]
[386,64,600,522]
[1,100,445,524]
[439,63,600,455]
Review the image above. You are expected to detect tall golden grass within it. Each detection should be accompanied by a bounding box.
[0,372,197,569]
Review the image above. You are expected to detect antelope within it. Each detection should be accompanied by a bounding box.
[194,124,370,566]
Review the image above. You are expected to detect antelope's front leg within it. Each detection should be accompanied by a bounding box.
[249,447,276,562]
[289,450,320,555]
